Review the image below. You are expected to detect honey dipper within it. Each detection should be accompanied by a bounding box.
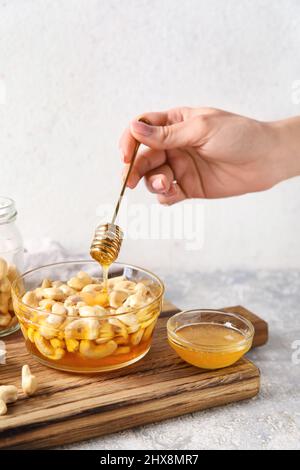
[90,117,151,269]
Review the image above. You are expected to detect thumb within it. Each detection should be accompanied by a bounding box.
[130,116,206,149]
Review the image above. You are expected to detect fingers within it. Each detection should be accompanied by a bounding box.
[122,145,187,205]
[121,145,187,204]
[129,115,207,150]
[140,158,187,205]
[119,112,169,164]
[119,127,136,164]
[157,181,187,205]
[119,108,210,161]
[144,164,175,194]
[123,148,166,189]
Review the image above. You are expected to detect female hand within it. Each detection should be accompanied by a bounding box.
[119,107,300,204]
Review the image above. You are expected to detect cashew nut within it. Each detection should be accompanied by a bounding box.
[136,306,155,323]
[34,331,65,360]
[7,264,19,283]
[65,338,79,352]
[80,290,108,307]
[113,346,131,355]
[51,302,67,316]
[39,298,56,311]
[130,328,144,345]
[0,296,9,315]
[81,283,103,293]
[64,294,82,307]
[79,339,117,358]
[134,282,149,296]
[59,284,77,296]
[39,316,60,339]
[109,290,128,308]
[22,364,38,396]
[34,287,45,300]
[0,277,11,293]
[67,274,91,291]
[0,385,18,415]
[22,291,39,308]
[64,318,100,340]
[0,313,12,327]
[118,313,139,328]
[0,258,8,281]
[142,320,156,341]
[66,306,78,316]
[42,287,64,301]
[0,400,7,415]
[95,322,114,344]
[109,318,128,340]
[140,316,157,329]
[50,338,65,349]
[114,280,136,293]
[126,323,140,334]
[79,305,106,318]
[115,336,129,345]
[41,278,52,288]
[123,292,147,309]
[27,326,36,342]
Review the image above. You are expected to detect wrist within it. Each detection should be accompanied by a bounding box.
[270,117,300,182]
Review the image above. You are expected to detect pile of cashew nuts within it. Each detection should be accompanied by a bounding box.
[0,364,38,415]
[16,271,160,364]
[0,258,19,331]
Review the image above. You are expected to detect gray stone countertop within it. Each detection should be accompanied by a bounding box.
[60,269,300,450]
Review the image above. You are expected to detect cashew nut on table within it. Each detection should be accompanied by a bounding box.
[21,364,38,396]
[0,257,19,331]
[0,365,38,416]
[0,385,18,416]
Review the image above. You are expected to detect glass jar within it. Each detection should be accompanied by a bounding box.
[0,197,24,337]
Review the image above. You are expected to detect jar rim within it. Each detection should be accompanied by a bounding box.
[0,196,17,223]
[11,260,165,318]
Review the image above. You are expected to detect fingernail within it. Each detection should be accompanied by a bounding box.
[131,120,153,136]
[164,183,177,197]
[120,151,126,162]
[152,178,165,192]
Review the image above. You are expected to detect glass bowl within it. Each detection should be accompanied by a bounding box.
[11,260,164,373]
[167,309,254,369]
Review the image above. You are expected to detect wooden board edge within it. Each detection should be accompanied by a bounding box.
[1,362,260,450]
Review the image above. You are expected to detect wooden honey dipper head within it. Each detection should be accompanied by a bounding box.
[90,223,123,266]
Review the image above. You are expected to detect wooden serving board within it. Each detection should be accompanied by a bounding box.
[0,303,268,449]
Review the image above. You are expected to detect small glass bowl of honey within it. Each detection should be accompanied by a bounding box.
[167,309,254,370]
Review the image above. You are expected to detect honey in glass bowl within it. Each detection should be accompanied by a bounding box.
[167,309,254,369]
[12,261,164,373]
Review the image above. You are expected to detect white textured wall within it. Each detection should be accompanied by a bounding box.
[0,0,300,270]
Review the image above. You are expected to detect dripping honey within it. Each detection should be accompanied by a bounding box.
[90,245,111,291]
[169,323,252,369]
